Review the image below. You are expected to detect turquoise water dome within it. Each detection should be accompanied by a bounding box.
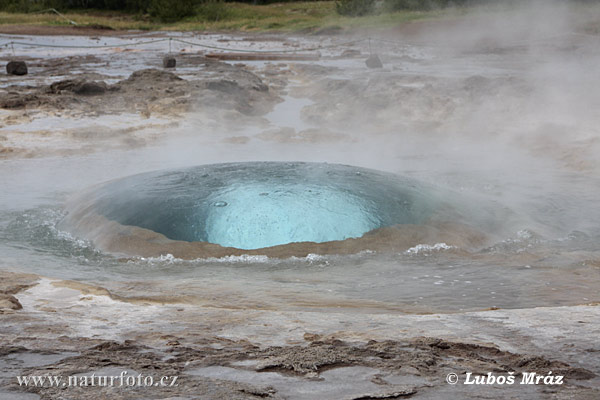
[204,182,378,249]
[89,162,435,250]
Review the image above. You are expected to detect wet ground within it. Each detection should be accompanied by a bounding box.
[1,6,600,399]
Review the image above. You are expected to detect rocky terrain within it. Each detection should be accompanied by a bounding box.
[1,270,598,399]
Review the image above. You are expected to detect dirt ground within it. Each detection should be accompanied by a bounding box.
[1,271,598,400]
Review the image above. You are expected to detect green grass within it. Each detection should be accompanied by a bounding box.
[0,2,453,32]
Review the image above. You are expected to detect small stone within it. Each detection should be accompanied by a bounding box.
[365,54,383,69]
[6,61,28,76]
[163,56,176,68]
[0,293,22,310]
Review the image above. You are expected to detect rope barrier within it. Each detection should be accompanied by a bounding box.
[171,37,367,53]
[0,38,170,49]
[11,8,571,55]
[0,36,374,54]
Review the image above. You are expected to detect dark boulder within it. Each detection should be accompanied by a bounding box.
[163,56,176,68]
[6,61,28,76]
[365,54,383,69]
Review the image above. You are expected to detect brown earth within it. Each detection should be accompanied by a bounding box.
[2,330,597,399]
[0,61,281,117]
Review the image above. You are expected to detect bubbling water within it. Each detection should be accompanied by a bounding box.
[86,162,436,250]
[204,182,378,249]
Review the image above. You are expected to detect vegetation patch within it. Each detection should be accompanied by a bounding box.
[0,0,597,32]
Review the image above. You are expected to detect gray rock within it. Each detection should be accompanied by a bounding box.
[365,54,383,69]
[6,60,28,75]
[163,56,176,68]
[0,293,22,310]
[48,79,108,96]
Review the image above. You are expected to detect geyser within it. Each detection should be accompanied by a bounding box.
[82,162,437,250]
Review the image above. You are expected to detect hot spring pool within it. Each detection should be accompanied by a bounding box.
[64,162,448,253]
[1,150,599,313]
